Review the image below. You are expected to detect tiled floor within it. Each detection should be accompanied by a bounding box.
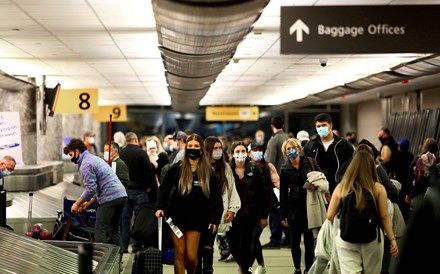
[121,227,296,274]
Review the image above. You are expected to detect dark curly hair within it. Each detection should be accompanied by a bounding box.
[63,138,87,155]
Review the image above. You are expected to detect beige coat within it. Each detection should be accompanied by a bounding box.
[217,164,241,233]
[306,171,329,237]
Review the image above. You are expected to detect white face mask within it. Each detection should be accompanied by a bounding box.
[103,151,109,160]
[233,153,247,163]
[212,151,223,160]
[255,136,264,145]
[88,137,95,144]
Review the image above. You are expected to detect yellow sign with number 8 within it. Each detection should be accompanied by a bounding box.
[55,89,99,114]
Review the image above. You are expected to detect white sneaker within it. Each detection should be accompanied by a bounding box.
[253,265,267,274]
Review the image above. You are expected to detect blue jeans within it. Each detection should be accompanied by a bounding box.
[121,189,149,251]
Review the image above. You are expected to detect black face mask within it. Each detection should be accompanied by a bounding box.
[186,149,202,160]
[71,152,79,164]
[348,138,356,144]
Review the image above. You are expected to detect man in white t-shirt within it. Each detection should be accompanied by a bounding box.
[303,113,354,193]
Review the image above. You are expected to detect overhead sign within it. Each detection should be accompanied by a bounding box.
[281,5,440,54]
[93,105,127,122]
[205,106,259,121]
[55,89,99,114]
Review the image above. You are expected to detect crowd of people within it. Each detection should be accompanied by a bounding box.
[3,110,437,274]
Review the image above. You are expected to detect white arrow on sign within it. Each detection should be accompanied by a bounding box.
[289,19,309,42]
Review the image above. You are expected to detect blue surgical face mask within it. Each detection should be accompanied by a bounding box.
[287,149,298,160]
[162,142,169,150]
[252,151,263,161]
[1,170,11,177]
[316,126,330,138]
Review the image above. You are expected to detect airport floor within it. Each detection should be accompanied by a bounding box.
[121,227,296,274]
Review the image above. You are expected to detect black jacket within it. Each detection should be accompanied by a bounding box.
[279,156,320,221]
[230,159,270,220]
[303,134,354,193]
[119,144,156,190]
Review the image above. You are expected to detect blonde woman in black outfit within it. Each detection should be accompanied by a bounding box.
[156,134,223,274]
[227,141,269,274]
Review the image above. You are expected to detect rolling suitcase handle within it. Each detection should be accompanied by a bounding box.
[27,192,33,232]
[158,216,162,251]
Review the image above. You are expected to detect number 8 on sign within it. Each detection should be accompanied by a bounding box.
[79,93,91,110]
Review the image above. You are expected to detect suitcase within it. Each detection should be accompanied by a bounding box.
[25,192,53,240]
[131,217,164,274]
[52,197,95,241]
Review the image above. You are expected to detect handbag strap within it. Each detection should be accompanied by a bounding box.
[62,214,73,241]
[62,212,94,242]
[307,157,315,171]
[76,212,94,242]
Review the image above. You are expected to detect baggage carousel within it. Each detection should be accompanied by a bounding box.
[5,173,84,234]
[0,227,120,274]
[1,173,121,273]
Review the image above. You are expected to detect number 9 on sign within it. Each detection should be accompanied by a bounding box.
[93,105,127,122]
[112,107,121,119]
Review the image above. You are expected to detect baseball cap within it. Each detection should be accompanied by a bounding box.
[296,130,310,141]
[247,142,263,152]
[173,131,188,141]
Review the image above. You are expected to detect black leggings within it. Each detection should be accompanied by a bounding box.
[251,223,264,265]
[287,218,315,271]
[227,211,259,273]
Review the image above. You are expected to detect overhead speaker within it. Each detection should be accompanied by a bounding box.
[44,83,61,117]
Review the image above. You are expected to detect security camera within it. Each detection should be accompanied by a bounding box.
[319,58,328,67]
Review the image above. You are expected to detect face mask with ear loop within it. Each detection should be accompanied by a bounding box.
[71,151,80,164]
[233,153,247,163]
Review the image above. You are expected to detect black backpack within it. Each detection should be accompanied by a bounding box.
[339,190,380,243]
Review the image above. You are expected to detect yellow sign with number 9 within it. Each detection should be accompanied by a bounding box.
[93,105,127,122]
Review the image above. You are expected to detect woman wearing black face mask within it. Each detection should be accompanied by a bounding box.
[156,133,223,274]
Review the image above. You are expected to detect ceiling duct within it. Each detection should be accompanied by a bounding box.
[316,86,357,99]
[391,54,440,77]
[152,0,270,111]
[346,71,411,90]
[159,47,234,77]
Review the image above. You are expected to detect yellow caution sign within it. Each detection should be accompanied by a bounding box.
[55,89,99,114]
[93,105,127,122]
[205,106,259,121]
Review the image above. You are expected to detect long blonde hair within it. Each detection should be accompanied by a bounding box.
[179,134,212,197]
[339,150,378,210]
